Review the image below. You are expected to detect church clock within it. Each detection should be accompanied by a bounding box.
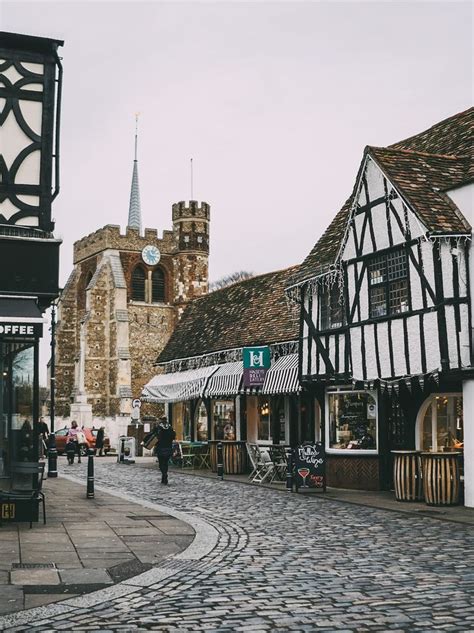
[141,245,161,266]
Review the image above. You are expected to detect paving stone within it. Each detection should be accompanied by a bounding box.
[59,569,113,585]
[10,569,60,586]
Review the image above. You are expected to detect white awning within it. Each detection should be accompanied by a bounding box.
[203,361,243,397]
[142,365,218,403]
[261,353,300,395]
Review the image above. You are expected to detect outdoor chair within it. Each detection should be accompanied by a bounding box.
[246,443,275,484]
[0,462,46,528]
[178,442,196,468]
[268,445,288,482]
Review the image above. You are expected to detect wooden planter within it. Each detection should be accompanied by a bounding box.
[209,441,247,475]
[421,452,462,506]
[392,450,423,502]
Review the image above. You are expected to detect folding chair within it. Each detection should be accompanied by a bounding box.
[246,443,274,484]
[269,445,288,482]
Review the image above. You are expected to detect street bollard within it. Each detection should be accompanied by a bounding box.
[286,449,293,492]
[217,441,224,480]
[47,433,58,478]
[86,448,95,498]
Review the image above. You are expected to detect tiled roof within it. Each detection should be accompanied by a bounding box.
[157,267,300,363]
[369,146,471,234]
[290,107,473,288]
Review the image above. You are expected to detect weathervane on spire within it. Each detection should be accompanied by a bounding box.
[134,112,140,161]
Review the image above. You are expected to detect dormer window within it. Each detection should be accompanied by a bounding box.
[368,248,409,318]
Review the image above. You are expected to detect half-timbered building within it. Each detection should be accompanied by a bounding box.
[288,108,473,502]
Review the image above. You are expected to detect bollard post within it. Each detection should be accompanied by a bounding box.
[286,448,293,492]
[47,433,58,478]
[217,441,224,480]
[86,448,95,498]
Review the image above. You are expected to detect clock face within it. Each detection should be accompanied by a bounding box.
[141,245,161,266]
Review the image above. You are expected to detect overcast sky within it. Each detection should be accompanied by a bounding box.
[1,0,472,381]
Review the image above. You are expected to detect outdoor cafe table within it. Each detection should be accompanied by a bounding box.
[420,451,462,506]
[391,450,423,502]
[209,440,247,475]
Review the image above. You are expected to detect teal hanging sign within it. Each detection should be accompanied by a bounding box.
[243,346,271,388]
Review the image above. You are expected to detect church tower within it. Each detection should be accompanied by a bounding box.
[54,124,210,436]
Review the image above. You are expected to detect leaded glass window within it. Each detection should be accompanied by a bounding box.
[369,248,409,318]
[320,285,344,330]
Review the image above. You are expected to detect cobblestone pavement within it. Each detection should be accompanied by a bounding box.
[3,461,474,632]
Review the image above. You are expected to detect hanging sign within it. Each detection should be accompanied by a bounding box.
[243,346,271,388]
[293,442,326,492]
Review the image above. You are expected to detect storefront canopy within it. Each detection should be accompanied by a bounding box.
[261,353,300,395]
[142,365,218,403]
[0,296,44,339]
[203,361,243,397]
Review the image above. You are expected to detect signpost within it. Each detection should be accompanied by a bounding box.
[293,442,326,493]
[243,346,271,388]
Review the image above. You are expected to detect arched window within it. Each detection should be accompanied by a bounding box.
[151,268,165,303]
[131,266,146,301]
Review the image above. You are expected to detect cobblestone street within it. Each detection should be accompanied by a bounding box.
[2,461,474,632]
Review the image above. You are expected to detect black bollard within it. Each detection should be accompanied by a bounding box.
[217,441,224,480]
[86,448,95,498]
[286,448,293,492]
[47,433,58,478]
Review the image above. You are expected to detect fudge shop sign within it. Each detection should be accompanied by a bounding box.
[0,322,42,338]
[243,346,271,388]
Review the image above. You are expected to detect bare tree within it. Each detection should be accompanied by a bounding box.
[209,271,255,292]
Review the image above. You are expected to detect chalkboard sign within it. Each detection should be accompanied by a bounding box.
[293,442,326,492]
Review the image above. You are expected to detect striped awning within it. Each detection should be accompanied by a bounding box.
[204,361,243,397]
[261,353,300,395]
[142,365,218,403]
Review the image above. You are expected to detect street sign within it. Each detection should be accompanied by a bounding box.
[243,346,271,388]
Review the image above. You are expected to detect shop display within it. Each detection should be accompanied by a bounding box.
[328,391,377,450]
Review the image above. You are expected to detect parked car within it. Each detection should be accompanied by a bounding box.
[54,427,110,456]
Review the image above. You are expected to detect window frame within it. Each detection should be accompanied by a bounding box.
[151,267,166,304]
[368,247,410,319]
[319,284,345,330]
[130,265,146,302]
[325,388,378,455]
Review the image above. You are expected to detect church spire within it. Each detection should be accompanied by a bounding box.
[127,114,142,233]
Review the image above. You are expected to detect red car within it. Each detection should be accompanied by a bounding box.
[54,427,110,456]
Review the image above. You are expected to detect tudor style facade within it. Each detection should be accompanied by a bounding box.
[289,108,473,500]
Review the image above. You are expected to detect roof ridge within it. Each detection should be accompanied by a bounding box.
[206,265,299,299]
[368,145,468,161]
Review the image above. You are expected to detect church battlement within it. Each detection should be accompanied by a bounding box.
[172,200,210,222]
[74,224,175,263]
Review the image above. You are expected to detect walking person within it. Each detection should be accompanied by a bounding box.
[67,420,85,464]
[95,426,105,456]
[156,416,176,485]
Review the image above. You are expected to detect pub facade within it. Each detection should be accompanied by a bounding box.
[0,32,63,503]
[287,108,473,503]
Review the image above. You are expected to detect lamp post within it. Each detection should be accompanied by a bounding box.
[48,302,58,477]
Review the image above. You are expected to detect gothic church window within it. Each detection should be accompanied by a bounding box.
[131,266,146,301]
[151,268,165,303]
[368,248,409,318]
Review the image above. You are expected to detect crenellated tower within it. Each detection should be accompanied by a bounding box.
[172,200,210,311]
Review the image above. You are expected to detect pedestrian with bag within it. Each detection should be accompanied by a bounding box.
[156,416,176,485]
[67,420,85,464]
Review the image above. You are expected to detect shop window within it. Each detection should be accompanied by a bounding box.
[419,395,463,452]
[172,402,191,441]
[194,400,208,442]
[320,285,344,329]
[213,400,235,441]
[368,248,409,318]
[151,268,165,303]
[131,266,146,301]
[258,397,271,442]
[327,391,377,451]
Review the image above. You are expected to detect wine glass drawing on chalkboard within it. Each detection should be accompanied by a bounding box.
[298,467,310,487]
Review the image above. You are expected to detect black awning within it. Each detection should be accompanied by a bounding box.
[0,297,43,321]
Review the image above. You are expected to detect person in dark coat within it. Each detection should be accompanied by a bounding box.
[156,416,176,485]
[95,426,105,456]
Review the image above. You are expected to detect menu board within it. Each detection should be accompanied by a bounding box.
[293,443,326,492]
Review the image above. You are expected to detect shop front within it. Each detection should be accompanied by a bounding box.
[0,298,44,520]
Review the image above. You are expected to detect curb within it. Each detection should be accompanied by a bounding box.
[0,476,219,631]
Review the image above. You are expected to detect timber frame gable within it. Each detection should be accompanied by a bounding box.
[296,145,472,385]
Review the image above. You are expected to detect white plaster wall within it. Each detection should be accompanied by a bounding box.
[359,274,369,321]
[364,324,377,378]
[423,311,441,371]
[302,335,309,375]
[328,334,337,371]
[344,229,357,261]
[348,262,356,309]
[457,245,468,296]
[446,183,474,224]
[391,319,406,377]
[445,305,459,369]
[354,214,365,252]
[421,240,436,308]
[339,335,346,373]
[407,316,422,375]
[371,203,390,252]
[389,198,406,245]
[460,304,471,368]
[441,241,454,298]
[409,244,424,311]
[377,322,392,378]
[366,158,385,200]
[351,328,363,378]
[463,379,474,508]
